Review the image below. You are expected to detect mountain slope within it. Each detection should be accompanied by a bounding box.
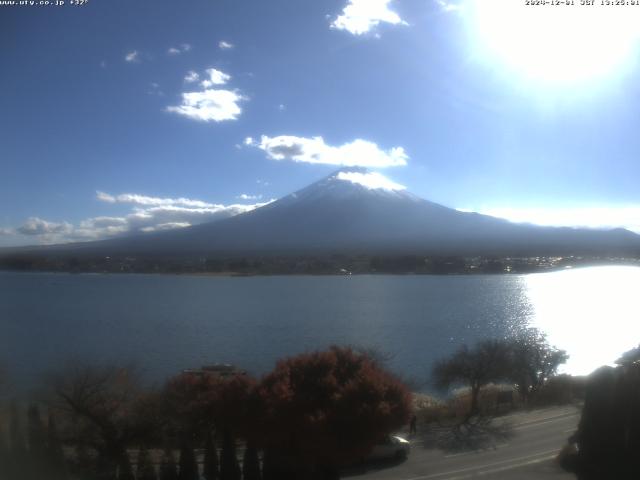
[40,168,640,257]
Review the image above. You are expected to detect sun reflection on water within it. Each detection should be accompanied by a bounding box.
[525,266,640,376]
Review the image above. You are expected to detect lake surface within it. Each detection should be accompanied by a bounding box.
[1,266,639,393]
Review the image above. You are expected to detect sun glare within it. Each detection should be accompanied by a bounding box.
[525,266,640,376]
[467,1,640,84]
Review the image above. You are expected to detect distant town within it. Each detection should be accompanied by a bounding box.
[1,253,638,276]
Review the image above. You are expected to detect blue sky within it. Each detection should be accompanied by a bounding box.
[2,0,640,246]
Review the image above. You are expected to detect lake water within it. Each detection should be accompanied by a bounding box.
[1,266,639,393]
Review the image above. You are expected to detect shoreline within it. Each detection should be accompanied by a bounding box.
[2,259,640,278]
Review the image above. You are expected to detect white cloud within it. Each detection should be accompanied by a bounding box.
[4,193,271,245]
[219,40,234,50]
[96,191,116,203]
[72,216,130,240]
[96,191,214,208]
[331,0,407,35]
[237,193,263,201]
[147,83,164,96]
[335,171,406,191]
[124,204,260,231]
[82,216,128,228]
[435,0,463,12]
[200,68,231,87]
[184,71,200,83]
[169,67,244,123]
[462,206,640,234]
[167,89,245,122]
[278,104,286,111]
[168,44,192,56]
[124,51,140,63]
[246,135,408,168]
[96,192,270,238]
[140,222,192,233]
[17,217,73,236]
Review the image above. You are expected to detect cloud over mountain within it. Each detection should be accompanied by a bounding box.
[246,135,408,168]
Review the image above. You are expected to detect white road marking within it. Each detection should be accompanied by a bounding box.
[443,444,510,458]
[513,413,579,430]
[438,454,557,479]
[403,449,560,480]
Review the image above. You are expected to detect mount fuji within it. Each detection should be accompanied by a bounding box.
[28,168,640,258]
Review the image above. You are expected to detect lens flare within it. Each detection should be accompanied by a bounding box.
[466,0,640,84]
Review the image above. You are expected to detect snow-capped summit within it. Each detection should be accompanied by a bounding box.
[334,170,406,191]
[273,168,412,209]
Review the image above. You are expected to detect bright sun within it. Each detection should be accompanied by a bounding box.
[466,1,640,84]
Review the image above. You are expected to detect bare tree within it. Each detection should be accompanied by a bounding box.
[432,340,511,420]
[507,328,568,404]
[49,364,156,478]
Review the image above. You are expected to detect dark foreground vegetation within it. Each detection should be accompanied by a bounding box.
[1,336,638,480]
[0,347,412,480]
[559,345,640,480]
[1,252,639,275]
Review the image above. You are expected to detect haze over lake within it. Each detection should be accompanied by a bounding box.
[1,266,638,392]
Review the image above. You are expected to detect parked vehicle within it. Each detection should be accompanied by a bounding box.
[368,435,411,461]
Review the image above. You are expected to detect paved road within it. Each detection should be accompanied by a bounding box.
[346,405,580,480]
